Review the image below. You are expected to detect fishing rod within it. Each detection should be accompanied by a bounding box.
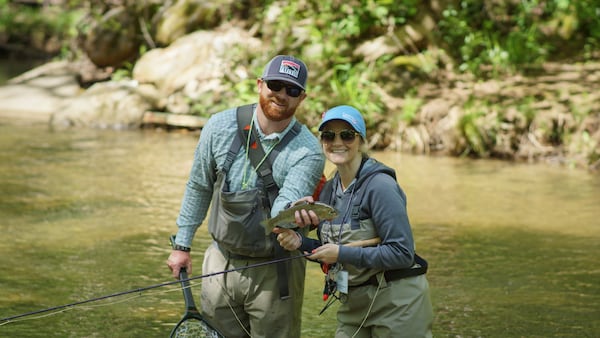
[1,252,311,324]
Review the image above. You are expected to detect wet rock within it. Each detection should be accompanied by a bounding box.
[79,6,140,68]
[50,80,155,129]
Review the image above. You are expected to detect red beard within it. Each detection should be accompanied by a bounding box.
[259,94,296,122]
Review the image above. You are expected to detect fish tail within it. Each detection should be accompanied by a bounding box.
[262,219,274,235]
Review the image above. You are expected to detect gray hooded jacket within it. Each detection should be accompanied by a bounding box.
[299,157,417,286]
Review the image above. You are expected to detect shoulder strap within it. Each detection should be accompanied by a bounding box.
[319,179,335,204]
[236,103,273,201]
[223,103,257,174]
[222,105,256,174]
[350,174,377,219]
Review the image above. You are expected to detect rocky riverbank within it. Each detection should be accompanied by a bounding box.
[389,63,600,170]
[1,26,598,171]
[0,61,80,123]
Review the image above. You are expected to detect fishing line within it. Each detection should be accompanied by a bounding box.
[0,252,312,325]
[219,258,252,337]
[351,273,383,338]
[0,281,199,327]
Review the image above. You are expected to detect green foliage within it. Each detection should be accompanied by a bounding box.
[329,0,419,37]
[249,0,419,128]
[401,93,422,124]
[228,78,259,111]
[0,0,10,33]
[437,0,600,76]
[0,1,83,54]
[438,1,545,76]
[458,102,497,157]
[516,96,537,125]
[110,62,134,81]
[254,0,417,67]
[574,1,600,59]
[569,95,593,123]
[327,63,385,128]
[566,129,599,169]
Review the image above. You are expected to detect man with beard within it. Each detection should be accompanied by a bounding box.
[166,55,325,337]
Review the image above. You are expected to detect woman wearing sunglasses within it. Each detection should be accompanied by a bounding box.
[275,105,434,337]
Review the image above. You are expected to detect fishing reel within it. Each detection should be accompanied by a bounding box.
[319,263,348,315]
[322,274,337,301]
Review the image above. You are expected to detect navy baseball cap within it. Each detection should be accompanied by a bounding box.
[318,105,367,139]
[261,55,308,90]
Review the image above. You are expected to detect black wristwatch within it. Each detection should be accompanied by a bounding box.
[173,244,191,252]
[170,234,191,252]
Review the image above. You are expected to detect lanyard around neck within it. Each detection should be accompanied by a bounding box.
[241,115,280,189]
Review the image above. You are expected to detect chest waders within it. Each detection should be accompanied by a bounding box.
[207,103,300,299]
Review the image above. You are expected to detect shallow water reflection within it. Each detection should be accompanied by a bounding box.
[0,123,598,337]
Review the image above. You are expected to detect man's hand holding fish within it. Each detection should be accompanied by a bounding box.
[264,197,338,233]
[289,196,323,228]
[270,197,338,251]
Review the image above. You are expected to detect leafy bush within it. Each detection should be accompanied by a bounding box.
[437,0,600,76]
[0,0,83,56]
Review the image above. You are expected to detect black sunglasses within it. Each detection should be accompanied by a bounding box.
[320,130,359,143]
[264,80,303,98]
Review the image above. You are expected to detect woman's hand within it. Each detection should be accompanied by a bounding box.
[274,228,302,251]
[308,243,339,265]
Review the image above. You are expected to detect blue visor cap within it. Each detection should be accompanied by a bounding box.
[318,105,366,139]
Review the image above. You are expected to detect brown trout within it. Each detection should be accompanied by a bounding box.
[262,201,338,234]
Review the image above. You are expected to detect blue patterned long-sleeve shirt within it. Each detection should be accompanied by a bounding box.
[175,105,325,248]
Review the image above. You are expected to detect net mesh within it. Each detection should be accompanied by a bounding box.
[172,318,222,338]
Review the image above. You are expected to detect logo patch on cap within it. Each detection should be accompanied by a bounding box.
[279,60,301,79]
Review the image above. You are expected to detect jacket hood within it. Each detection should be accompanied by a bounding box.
[354,157,396,187]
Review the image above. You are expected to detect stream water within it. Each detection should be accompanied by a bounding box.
[0,121,598,337]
